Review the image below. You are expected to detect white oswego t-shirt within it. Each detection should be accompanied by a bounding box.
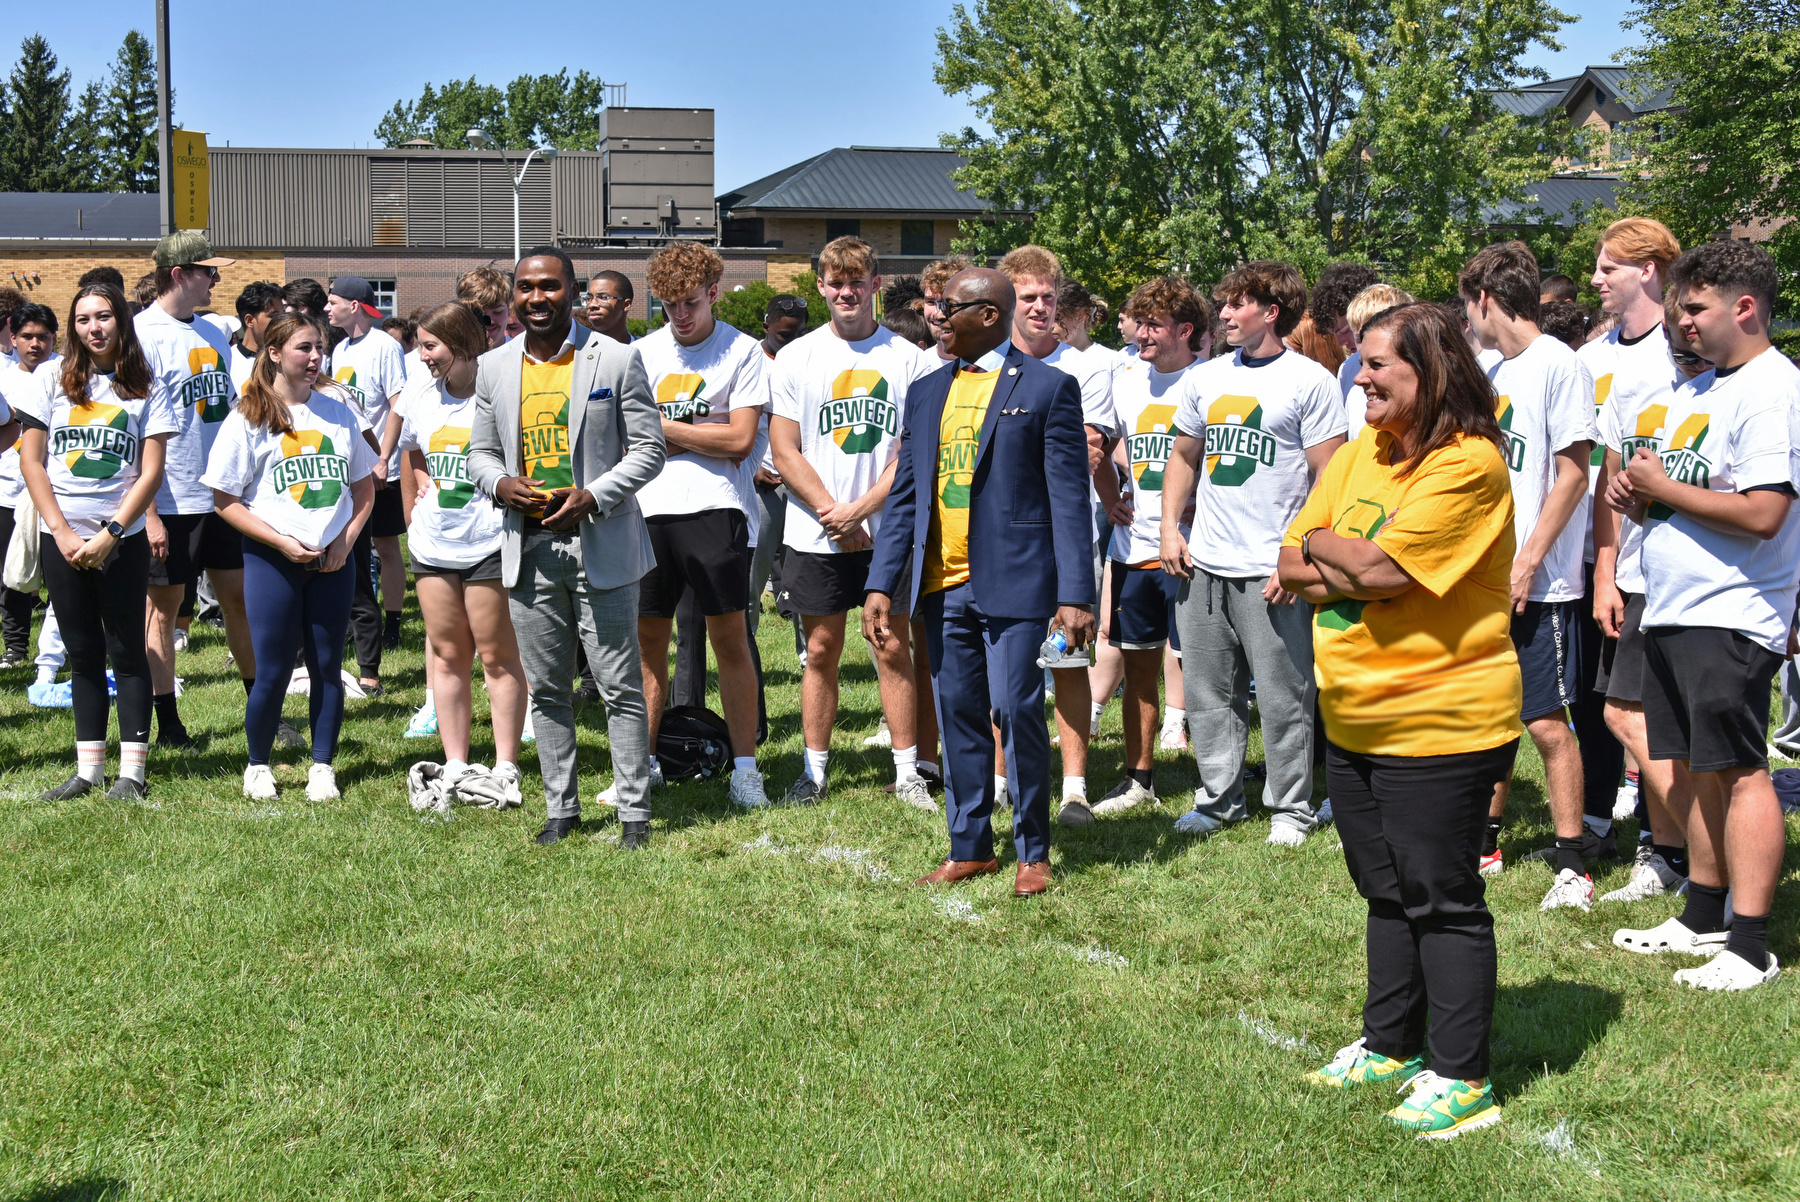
[396,376,505,570]
[16,370,180,538]
[1109,355,1200,564]
[0,358,57,507]
[635,321,766,520]
[1176,348,1347,578]
[1584,323,1678,592]
[329,328,409,479]
[201,391,378,550]
[1639,349,1800,654]
[135,304,236,515]
[770,323,934,554]
[1486,334,1598,603]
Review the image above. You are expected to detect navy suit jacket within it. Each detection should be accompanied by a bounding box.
[868,343,1095,620]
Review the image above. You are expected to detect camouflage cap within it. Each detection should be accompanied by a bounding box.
[153,230,235,269]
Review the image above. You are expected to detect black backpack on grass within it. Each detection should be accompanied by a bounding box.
[656,705,732,781]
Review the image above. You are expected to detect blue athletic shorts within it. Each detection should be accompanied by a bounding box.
[1108,562,1181,651]
[1512,598,1585,721]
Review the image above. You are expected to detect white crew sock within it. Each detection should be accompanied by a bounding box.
[1584,815,1612,838]
[1063,775,1086,800]
[1162,706,1186,731]
[119,741,147,785]
[422,688,436,710]
[36,666,56,686]
[803,747,829,785]
[994,774,1009,802]
[1090,700,1105,724]
[733,756,757,777]
[893,744,919,785]
[76,740,105,784]
[443,758,468,784]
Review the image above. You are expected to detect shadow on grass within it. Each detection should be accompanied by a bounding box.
[3,1180,131,1202]
[1490,977,1623,1096]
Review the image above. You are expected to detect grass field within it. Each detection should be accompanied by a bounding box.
[0,593,1796,1200]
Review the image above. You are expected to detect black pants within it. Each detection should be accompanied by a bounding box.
[1328,738,1519,1082]
[39,530,152,744]
[0,505,40,657]
[1572,562,1624,821]
[347,527,382,678]
[672,584,767,741]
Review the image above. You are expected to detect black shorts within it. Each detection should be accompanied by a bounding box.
[148,511,244,587]
[781,547,914,619]
[1108,562,1180,650]
[1643,625,1780,773]
[1512,598,1583,721]
[639,509,751,618]
[368,486,407,538]
[1595,591,1646,704]
[411,549,503,583]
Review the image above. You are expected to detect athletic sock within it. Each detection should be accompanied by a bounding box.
[421,688,435,711]
[1624,768,1639,789]
[120,741,148,785]
[893,744,919,785]
[1679,880,1729,934]
[803,748,829,786]
[1063,775,1086,800]
[384,611,402,641]
[76,740,106,785]
[994,774,1009,801]
[733,756,757,777]
[1127,766,1153,790]
[36,666,55,686]
[1583,815,1612,838]
[153,691,182,731]
[1554,838,1586,876]
[1655,844,1689,878]
[1090,700,1105,725]
[1726,912,1771,971]
[1162,705,1185,732]
[1482,818,1502,856]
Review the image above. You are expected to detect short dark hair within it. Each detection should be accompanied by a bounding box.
[235,280,286,320]
[381,316,414,340]
[882,276,924,314]
[10,302,56,335]
[1458,241,1541,324]
[77,266,126,290]
[766,293,808,323]
[1215,261,1308,338]
[0,287,25,322]
[1538,299,1591,349]
[1056,278,1096,321]
[1670,239,1780,314]
[882,307,935,350]
[1539,273,1579,302]
[282,278,328,316]
[1308,262,1381,327]
[1125,277,1212,352]
[588,269,634,301]
[519,245,577,287]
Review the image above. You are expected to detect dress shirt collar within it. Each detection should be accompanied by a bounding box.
[958,339,1012,374]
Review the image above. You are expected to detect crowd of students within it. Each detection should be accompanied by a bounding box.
[1,217,1793,1136]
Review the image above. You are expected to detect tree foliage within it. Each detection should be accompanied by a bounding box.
[376,71,610,151]
[0,31,167,192]
[935,0,1573,301]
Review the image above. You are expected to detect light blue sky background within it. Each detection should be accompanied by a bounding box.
[15,0,1640,191]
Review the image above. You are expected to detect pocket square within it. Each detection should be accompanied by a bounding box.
[587,387,614,401]
[1001,407,1029,416]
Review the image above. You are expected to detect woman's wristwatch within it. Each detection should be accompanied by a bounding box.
[105,520,125,538]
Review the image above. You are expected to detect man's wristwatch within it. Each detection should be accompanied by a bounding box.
[1300,526,1324,565]
[105,520,125,538]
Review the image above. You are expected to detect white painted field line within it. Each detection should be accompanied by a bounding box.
[1235,1009,1316,1053]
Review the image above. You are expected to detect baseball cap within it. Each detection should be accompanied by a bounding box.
[153,231,235,269]
[329,275,385,321]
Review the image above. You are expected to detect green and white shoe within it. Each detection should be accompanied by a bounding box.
[1304,1038,1424,1089]
[1383,1071,1503,1140]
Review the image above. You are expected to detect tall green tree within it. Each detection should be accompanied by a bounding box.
[376,70,609,151]
[1,34,78,191]
[936,0,1573,300]
[100,30,161,192]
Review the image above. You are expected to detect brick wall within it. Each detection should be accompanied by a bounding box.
[0,243,286,325]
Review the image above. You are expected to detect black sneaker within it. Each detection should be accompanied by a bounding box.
[1525,828,1620,865]
[0,649,26,670]
[275,720,309,749]
[42,774,98,801]
[781,777,827,806]
[535,816,581,846]
[106,777,147,800]
[1244,761,1268,781]
[574,683,601,707]
[359,682,386,699]
[155,727,195,750]
[620,820,650,850]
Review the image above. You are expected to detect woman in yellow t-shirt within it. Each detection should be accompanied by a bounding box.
[1275,302,1521,1140]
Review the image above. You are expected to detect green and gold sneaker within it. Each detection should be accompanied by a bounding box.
[1305,1038,1425,1088]
[1383,1071,1503,1140]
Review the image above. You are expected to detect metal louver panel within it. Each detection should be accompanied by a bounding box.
[555,154,606,238]
[207,150,369,248]
[369,159,406,246]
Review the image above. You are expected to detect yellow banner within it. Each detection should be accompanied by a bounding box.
[171,130,210,231]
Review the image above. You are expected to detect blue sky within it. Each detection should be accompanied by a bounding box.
[16,0,1640,192]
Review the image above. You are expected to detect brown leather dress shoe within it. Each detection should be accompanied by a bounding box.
[914,857,1001,886]
[1014,861,1051,897]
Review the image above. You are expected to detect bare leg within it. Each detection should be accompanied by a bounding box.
[1052,666,1091,779]
[705,610,760,759]
[464,580,526,765]
[417,574,476,763]
[209,568,255,682]
[145,584,183,694]
[1685,765,1784,915]
[1527,709,1586,841]
[909,617,938,764]
[800,614,845,754]
[638,616,673,746]
[1603,700,1683,845]
[1164,645,1185,710]
[1121,647,1161,772]
[374,535,406,620]
[872,616,918,752]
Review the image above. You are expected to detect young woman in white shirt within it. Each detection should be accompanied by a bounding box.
[394,302,526,800]
[17,284,176,800]
[201,314,376,802]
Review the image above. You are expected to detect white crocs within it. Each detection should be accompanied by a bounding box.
[1613,916,1727,956]
[1673,949,1780,991]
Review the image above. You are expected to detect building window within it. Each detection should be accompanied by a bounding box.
[825,218,861,241]
[369,279,398,318]
[901,220,934,256]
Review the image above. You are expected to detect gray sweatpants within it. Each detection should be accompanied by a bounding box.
[1175,570,1318,832]
[510,535,652,822]
[1775,659,1800,755]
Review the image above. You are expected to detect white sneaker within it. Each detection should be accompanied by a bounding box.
[172,627,189,653]
[895,776,938,813]
[1673,949,1780,991]
[306,763,340,801]
[1315,798,1334,826]
[1612,783,1639,822]
[729,767,770,809]
[1266,822,1307,848]
[862,717,892,747]
[338,671,367,700]
[1613,916,1727,956]
[1599,848,1687,903]
[1173,808,1224,836]
[1539,867,1595,912]
[1159,723,1188,751]
[242,763,277,800]
[993,780,1011,814]
[597,759,663,806]
[1091,777,1158,817]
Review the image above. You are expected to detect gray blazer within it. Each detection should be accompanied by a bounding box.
[467,322,666,589]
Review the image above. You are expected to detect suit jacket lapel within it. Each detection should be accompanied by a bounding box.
[566,325,593,457]
[974,346,1022,471]
[498,338,526,476]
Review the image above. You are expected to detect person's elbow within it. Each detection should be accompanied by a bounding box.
[1276,546,1309,592]
[1748,494,1792,540]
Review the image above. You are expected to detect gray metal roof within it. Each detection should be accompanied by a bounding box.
[1586,67,1676,112]
[1491,75,1581,118]
[0,192,159,239]
[1485,174,1620,226]
[1489,68,1677,119]
[719,146,992,216]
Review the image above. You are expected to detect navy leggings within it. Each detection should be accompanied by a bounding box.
[242,538,354,765]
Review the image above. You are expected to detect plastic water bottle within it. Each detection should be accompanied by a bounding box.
[1037,628,1091,670]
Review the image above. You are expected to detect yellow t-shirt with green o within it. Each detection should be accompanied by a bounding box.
[520,349,575,517]
[922,368,1000,593]
[1282,430,1522,757]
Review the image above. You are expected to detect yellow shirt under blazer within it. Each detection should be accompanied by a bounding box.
[922,366,1001,594]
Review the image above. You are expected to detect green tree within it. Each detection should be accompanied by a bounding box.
[935,0,1573,303]
[1,34,77,190]
[376,70,609,151]
[99,30,161,192]
[62,80,106,190]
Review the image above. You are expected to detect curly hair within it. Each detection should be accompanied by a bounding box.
[998,244,1061,286]
[1123,277,1210,352]
[1308,262,1381,328]
[455,266,512,312]
[921,255,973,298]
[646,242,725,301]
[1215,261,1308,338]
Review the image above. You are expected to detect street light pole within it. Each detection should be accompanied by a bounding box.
[155,0,172,235]
[466,130,557,263]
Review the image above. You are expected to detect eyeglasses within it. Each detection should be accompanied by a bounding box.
[588,293,626,304]
[770,298,808,314]
[932,297,996,319]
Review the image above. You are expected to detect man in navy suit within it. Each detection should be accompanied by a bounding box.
[863,268,1096,897]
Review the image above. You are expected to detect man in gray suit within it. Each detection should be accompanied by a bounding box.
[468,247,667,847]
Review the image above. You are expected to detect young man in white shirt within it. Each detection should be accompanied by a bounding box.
[1583,218,1691,904]
[584,271,635,344]
[997,246,1121,821]
[1459,242,1600,909]
[636,243,768,809]
[770,236,936,807]
[137,232,248,747]
[1609,240,1798,992]
[229,282,285,395]
[325,276,410,691]
[1159,261,1346,844]
[0,304,56,668]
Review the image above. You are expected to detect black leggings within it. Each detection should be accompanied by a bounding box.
[348,527,382,678]
[39,530,152,743]
[0,505,40,656]
[1327,737,1519,1082]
